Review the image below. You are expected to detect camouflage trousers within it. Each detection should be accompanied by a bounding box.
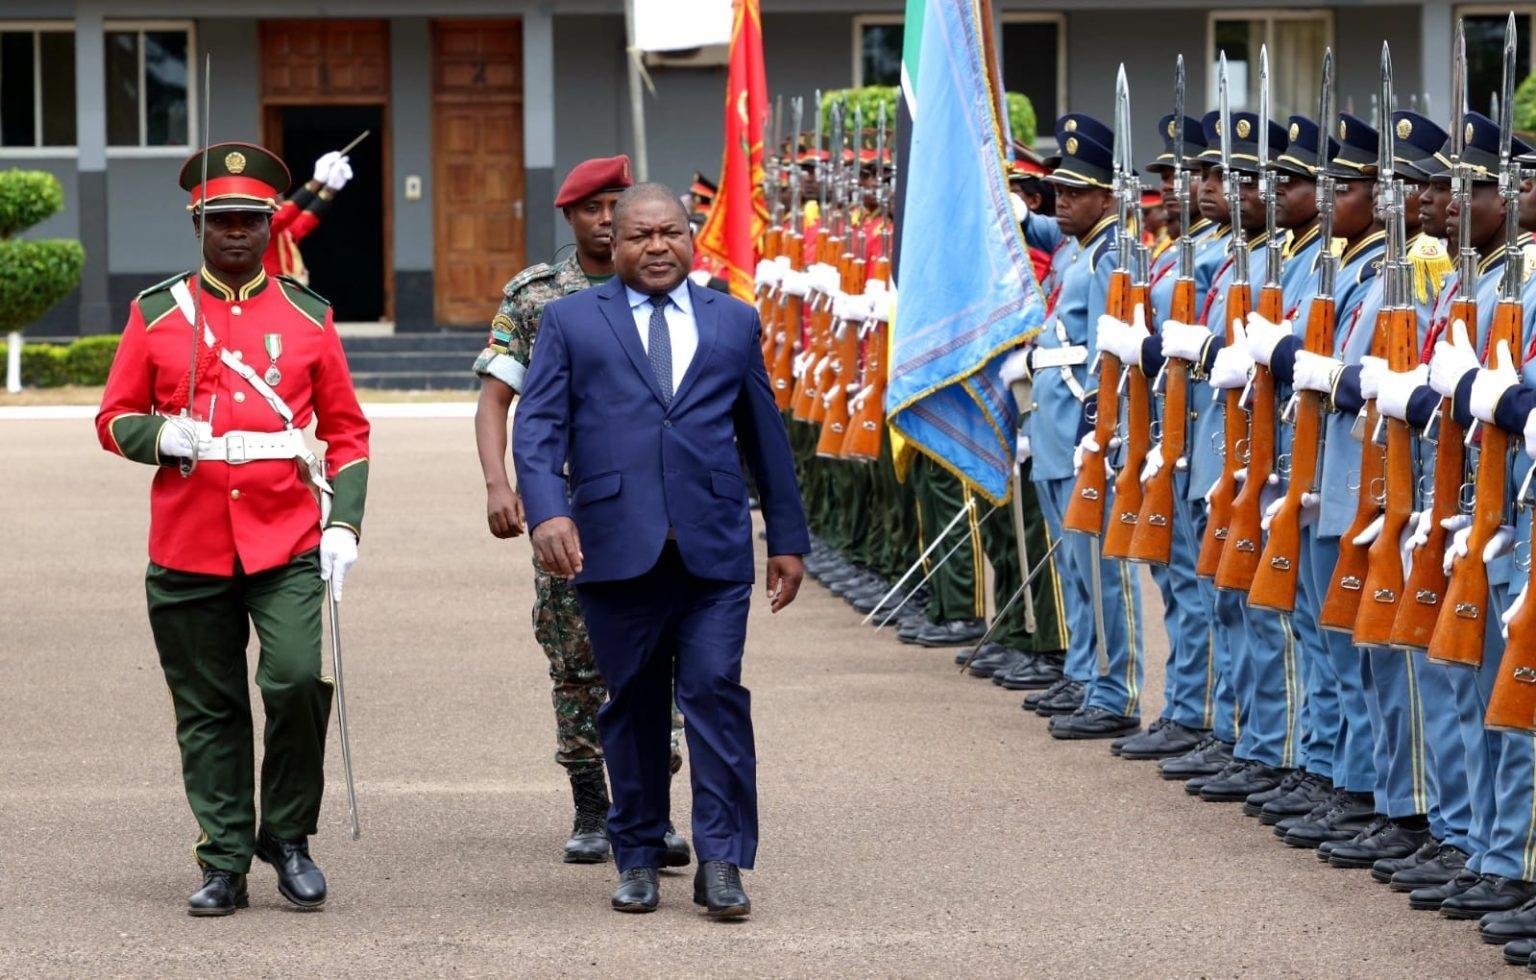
[533,568,683,777]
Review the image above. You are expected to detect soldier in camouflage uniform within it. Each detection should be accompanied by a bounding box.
[473,155,688,868]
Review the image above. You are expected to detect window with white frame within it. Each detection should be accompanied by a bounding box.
[106,23,194,149]
[0,24,76,149]
[1209,11,1333,121]
[853,15,902,88]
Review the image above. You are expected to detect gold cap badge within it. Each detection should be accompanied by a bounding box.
[1065,136,1079,155]
[1167,119,1177,138]
[1064,118,1078,132]
[1339,120,1348,140]
[1236,119,1251,139]
[1397,118,1413,139]
[225,151,247,175]
[1467,121,1476,143]
[1289,122,1300,141]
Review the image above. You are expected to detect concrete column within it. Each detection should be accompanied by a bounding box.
[1420,0,1453,122]
[74,5,111,335]
[523,5,557,263]
[390,17,435,331]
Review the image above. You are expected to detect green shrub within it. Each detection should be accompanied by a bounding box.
[0,170,64,238]
[0,238,85,333]
[64,335,120,385]
[1006,92,1037,148]
[17,343,68,387]
[818,86,1036,149]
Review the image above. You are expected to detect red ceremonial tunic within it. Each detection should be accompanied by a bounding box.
[263,199,321,280]
[96,268,370,576]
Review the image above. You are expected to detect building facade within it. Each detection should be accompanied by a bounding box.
[0,0,1491,335]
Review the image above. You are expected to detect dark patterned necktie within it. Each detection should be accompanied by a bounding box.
[647,293,673,404]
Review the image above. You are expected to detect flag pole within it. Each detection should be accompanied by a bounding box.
[624,0,650,181]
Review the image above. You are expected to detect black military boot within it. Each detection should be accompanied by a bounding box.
[1328,817,1432,869]
[1159,735,1234,781]
[989,650,1031,684]
[1480,897,1536,944]
[1185,759,1243,796]
[963,643,1014,677]
[1392,844,1469,892]
[1505,937,1536,967]
[1409,869,1482,911]
[565,769,612,864]
[1031,679,1086,717]
[187,867,248,917]
[663,823,693,868]
[1372,838,1442,885]
[1023,676,1075,711]
[1116,719,1204,760]
[1244,768,1304,816]
[1440,875,1536,920]
[896,613,934,644]
[1282,791,1376,850]
[1199,761,1288,803]
[1048,706,1139,740]
[1258,772,1334,825]
[693,860,751,918]
[1000,651,1064,691]
[913,618,986,648]
[254,827,327,909]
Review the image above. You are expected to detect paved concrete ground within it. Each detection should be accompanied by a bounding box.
[0,417,1514,976]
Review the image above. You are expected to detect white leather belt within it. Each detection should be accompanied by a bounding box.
[1032,346,1090,369]
[199,428,310,465]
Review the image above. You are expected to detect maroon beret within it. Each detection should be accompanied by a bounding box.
[554,154,633,207]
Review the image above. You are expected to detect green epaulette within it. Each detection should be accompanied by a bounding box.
[136,271,193,329]
[276,274,332,328]
[503,262,557,296]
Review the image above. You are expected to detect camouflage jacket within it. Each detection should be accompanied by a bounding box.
[472,250,596,391]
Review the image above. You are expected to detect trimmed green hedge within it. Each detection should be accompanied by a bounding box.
[818,86,1037,150]
[0,237,86,333]
[0,170,64,238]
[0,335,119,387]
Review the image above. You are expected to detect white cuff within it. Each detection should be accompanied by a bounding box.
[478,352,527,393]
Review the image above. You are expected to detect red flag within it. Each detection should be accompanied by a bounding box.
[693,0,768,303]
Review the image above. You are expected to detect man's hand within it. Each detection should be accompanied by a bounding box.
[531,517,583,579]
[487,484,526,539]
[319,526,359,601]
[766,554,805,613]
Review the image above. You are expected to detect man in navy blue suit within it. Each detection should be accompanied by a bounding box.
[514,182,809,917]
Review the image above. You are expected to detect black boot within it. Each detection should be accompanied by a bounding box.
[565,769,612,864]
[1505,937,1536,967]
[913,618,986,648]
[1409,870,1482,912]
[1158,735,1234,781]
[1031,679,1086,717]
[1199,762,1288,803]
[1115,719,1205,760]
[1391,844,1469,892]
[1258,772,1334,825]
[964,643,1017,677]
[187,867,248,917]
[1328,818,1431,870]
[663,823,693,868]
[1281,791,1376,850]
[1440,875,1536,920]
[1000,651,1064,691]
[693,860,750,918]
[254,826,327,909]
[1481,897,1536,944]
[1371,838,1442,885]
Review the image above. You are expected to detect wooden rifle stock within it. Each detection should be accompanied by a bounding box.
[1063,266,1132,535]
[1197,281,1255,578]
[1250,294,1336,612]
[1216,283,1284,590]
[806,246,850,427]
[1391,296,1474,647]
[842,255,892,461]
[816,254,865,456]
[1486,523,1536,731]
[1103,285,1153,558]
[758,227,782,364]
[1429,298,1524,667]
[1129,275,1197,565]
[789,226,831,420]
[1354,304,1419,645]
[1320,311,1391,632]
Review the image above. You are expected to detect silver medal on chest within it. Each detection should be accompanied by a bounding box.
[263,333,283,386]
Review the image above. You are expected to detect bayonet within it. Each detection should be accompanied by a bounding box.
[1219,52,1249,285]
[1501,12,1521,299]
[1317,48,1338,302]
[1260,44,1282,289]
[789,96,804,234]
[1174,54,1194,281]
[1112,64,1135,273]
[813,88,825,218]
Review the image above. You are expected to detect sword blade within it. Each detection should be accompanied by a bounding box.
[327,592,361,840]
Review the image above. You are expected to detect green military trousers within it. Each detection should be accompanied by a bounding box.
[145,549,331,873]
[979,461,1068,654]
[912,455,984,622]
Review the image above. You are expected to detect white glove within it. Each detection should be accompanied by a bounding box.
[1209,321,1255,390]
[1469,340,1519,424]
[807,262,842,296]
[755,259,780,288]
[833,292,872,323]
[1073,434,1099,476]
[1358,356,1388,401]
[320,526,359,601]
[1016,434,1032,464]
[870,285,896,324]
[779,269,810,298]
[1352,513,1385,547]
[1096,308,1145,365]
[157,417,212,461]
[1010,191,1029,223]
[999,347,1033,385]
[1161,319,1213,362]
[1140,443,1165,484]
[312,150,342,184]
[325,156,353,192]
[1293,351,1344,394]
[1442,514,1475,576]
[1485,524,1518,564]
[1245,312,1292,367]
[1405,507,1434,552]
[1429,319,1481,397]
[1400,512,1422,579]
[1261,491,1321,531]
[1377,365,1430,421]
[1526,407,1536,462]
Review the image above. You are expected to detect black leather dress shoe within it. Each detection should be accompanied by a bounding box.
[850,589,887,615]
[693,860,750,918]
[896,616,932,644]
[1282,792,1376,850]
[1048,707,1140,741]
[1318,815,1388,861]
[1329,819,1431,869]
[1441,875,1536,920]
[990,650,1031,684]
[663,824,692,868]
[1185,759,1242,796]
[831,571,880,598]
[188,868,248,917]
[964,643,1016,677]
[612,867,660,912]
[1273,795,1334,836]
[1000,652,1064,691]
[1200,761,1288,802]
[1032,680,1086,717]
[1504,937,1536,967]
[1372,838,1441,884]
[254,827,327,909]
[914,618,986,648]
[1023,677,1073,711]
[1258,772,1333,824]
[1159,736,1234,781]
[1410,870,1482,911]
[1391,844,1468,892]
[1481,897,1536,944]
[1116,719,1204,760]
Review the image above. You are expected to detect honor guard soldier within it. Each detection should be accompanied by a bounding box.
[472,154,692,868]
[263,150,354,283]
[95,142,370,916]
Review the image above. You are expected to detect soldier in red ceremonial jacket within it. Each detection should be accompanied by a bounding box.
[95,142,370,917]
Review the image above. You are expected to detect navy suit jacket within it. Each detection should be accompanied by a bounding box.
[513,275,810,585]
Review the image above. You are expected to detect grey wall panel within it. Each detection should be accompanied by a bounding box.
[200,18,262,138]
[390,16,433,271]
[1336,6,1422,113]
